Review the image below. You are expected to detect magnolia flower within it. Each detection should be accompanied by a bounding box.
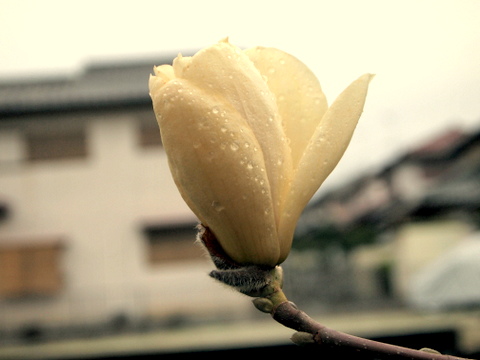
[149,39,373,268]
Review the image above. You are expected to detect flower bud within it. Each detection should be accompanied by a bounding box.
[149,39,373,267]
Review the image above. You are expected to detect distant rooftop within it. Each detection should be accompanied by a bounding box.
[0,55,177,118]
[408,129,468,158]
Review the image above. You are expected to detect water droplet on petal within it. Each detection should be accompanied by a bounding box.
[212,201,225,212]
[230,142,239,151]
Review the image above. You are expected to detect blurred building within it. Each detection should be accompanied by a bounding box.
[295,126,480,309]
[2,56,480,358]
[0,58,250,342]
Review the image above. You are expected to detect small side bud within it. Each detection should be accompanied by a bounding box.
[420,348,441,354]
[291,331,315,346]
[252,297,274,313]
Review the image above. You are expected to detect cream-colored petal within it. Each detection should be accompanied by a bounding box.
[172,53,192,78]
[178,39,293,229]
[150,78,280,266]
[277,73,374,257]
[153,64,175,83]
[149,65,175,96]
[244,46,328,168]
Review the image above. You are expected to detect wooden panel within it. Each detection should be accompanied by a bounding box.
[0,248,23,296]
[0,242,63,298]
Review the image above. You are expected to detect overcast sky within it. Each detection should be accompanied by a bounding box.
[1,0,479,192]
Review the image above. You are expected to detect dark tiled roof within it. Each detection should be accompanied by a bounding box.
[0,55,176,117]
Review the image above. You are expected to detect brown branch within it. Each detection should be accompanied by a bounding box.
[271,300,474,360]
[208,262,474,359]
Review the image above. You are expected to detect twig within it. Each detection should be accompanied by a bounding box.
[202,234,474,360]
[269,299,474,360]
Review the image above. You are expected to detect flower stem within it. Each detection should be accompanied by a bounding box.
[207,260,473,359]
[263,290,473,360]
[243,266,473,360]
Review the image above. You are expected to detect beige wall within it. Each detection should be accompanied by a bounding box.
[0,113,250,329]
[392,219,474,299]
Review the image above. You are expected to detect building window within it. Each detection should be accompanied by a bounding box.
[143,223,204,264]
[25,130,87,162]
[0,241,64,298]
[137,115,162,148]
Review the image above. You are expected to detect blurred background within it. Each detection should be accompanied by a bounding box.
[0,0,480,358]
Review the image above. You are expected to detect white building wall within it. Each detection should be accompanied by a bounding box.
[0,113,250,330]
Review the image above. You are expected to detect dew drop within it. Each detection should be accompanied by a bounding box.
[212,106,220,114]
[315,136,325,147]
[230,142,239,151]
[246,162,254,170]
[212,201,225,212]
